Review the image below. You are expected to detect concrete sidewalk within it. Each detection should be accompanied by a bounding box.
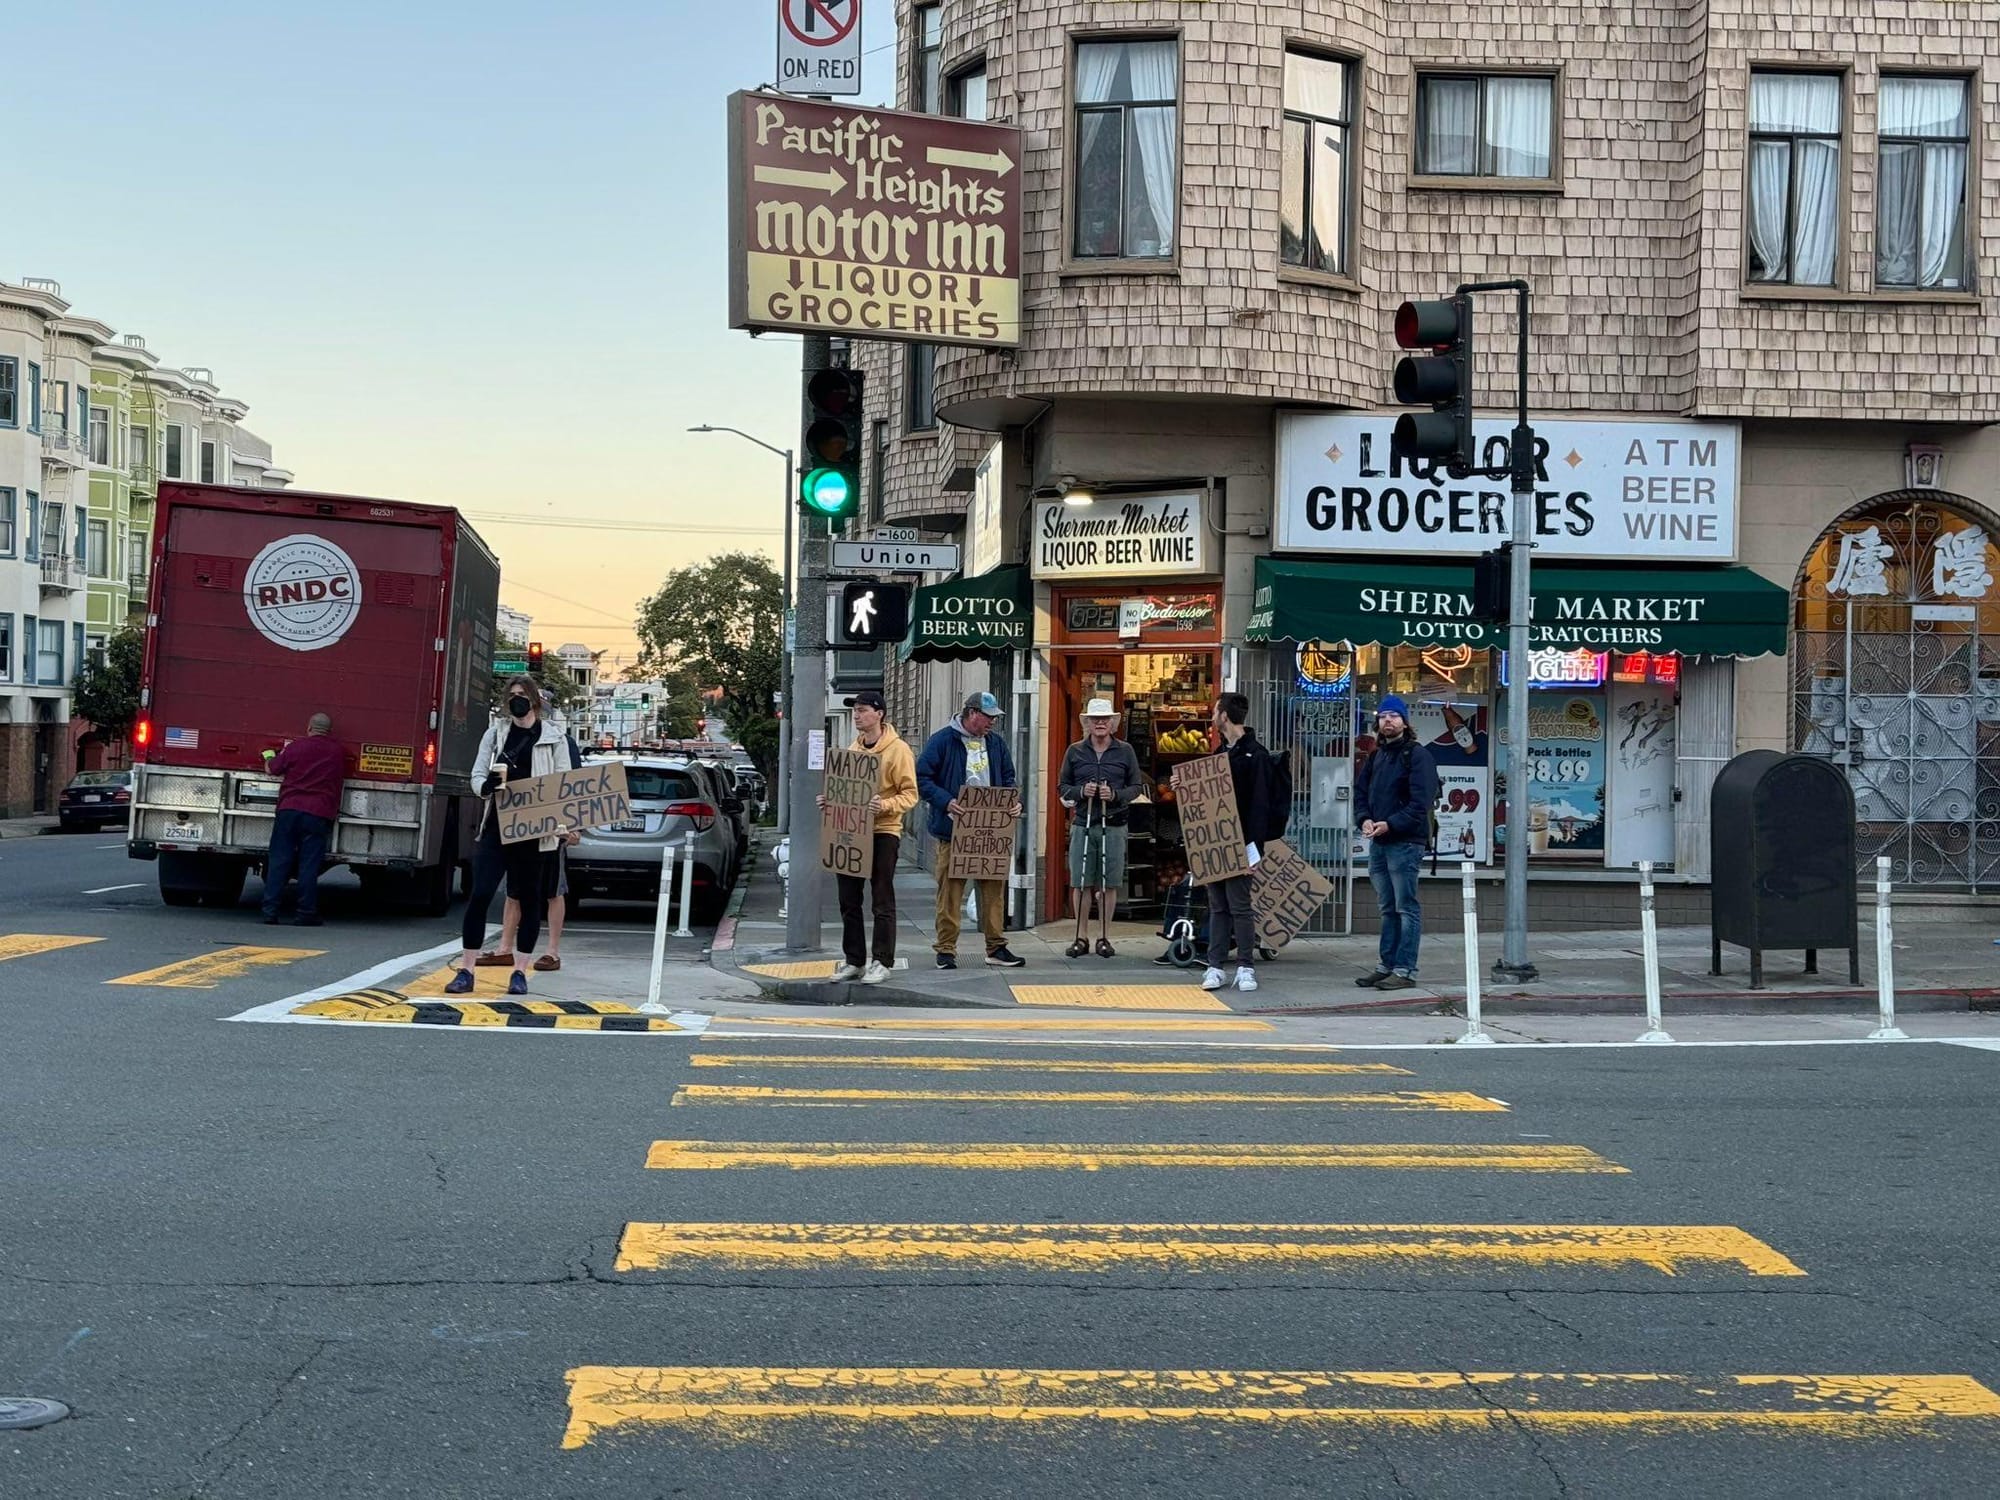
[0,814,60,838]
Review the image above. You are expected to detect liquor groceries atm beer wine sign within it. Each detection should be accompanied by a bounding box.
[727,91,1022,348]
[1275,414,1741,562]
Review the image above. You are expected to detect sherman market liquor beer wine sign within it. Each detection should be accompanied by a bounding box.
[727,91,1022,348]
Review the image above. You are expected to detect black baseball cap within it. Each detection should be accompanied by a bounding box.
[845,690,887,712]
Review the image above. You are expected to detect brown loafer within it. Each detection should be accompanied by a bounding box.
[475,951,515,968]
[533,954,562,972]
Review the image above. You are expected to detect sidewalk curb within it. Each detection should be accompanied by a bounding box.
[1427,988,1994,1017]
[755,976,1012,1009]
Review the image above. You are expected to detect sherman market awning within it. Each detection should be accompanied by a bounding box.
[1246,557,1790,657]
[898,564,1033,662]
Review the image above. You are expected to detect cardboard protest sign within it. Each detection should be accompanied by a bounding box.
[1251,838,1335,951]
[819,747,881,880]
[496,762,631,845]
[1175,751,1248,886]
[947,786,1018,881]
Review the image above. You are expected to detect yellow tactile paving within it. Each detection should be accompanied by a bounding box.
[108,946,324,989]
[562,1368,2000,1447]
[1010,984,1234,1012]
[689,1054,1411,1077]
[0,934,104,962]
[644,1141,1626,1173]
[741,960,842,980]
[670,1085,1506,1111]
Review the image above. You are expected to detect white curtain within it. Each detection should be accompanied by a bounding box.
[1747,140,1791,279]
[1879,76,1968,288]
[1421,77,1478,174]
[1749,73,1841,284]
[1876,141,1919,285]
[1124,41,1179,256]
[1485,77,1552,177]
[1918,142,1966,287]
[1073,45,1126,256]
[1075,42,1122,105]
[1793,137,1839,284]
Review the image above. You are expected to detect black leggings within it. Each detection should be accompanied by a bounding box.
[461,817,547,955]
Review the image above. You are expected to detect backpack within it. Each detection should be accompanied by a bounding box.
[1261,750,1293,843]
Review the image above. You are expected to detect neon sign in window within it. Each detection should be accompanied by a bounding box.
[1500,648,1608,689]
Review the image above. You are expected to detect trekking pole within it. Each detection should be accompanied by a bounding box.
[1456,859,1492,1045]
[1869,856,1907,1041]
[1092,788,1108,945]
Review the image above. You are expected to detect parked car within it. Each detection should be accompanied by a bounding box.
[695,758,754,863]
[567,757,738,923]
[60,770,134,832]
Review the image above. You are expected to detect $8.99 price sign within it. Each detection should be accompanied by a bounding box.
[1527,756,1594,785]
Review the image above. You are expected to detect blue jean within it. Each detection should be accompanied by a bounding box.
[263,809,331,918]
[1367,838,1423,976]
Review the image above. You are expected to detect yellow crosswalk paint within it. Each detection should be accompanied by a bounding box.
[1010,984,1232,1012]
[742,960,841,980]
[614,1223,1804,1276]
[108,946,324,989]
[645,1141,1625,1172]
[670,1085,1504,1111]
[723,1016,1276,1033]
[562,1367,2000,1447]
[690,1054,1411,1077]
[0,934,103,962]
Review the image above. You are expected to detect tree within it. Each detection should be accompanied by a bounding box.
[635,552,782,778]
[72,625,144,740]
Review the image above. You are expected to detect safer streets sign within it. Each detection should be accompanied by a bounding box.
[727,91,1022,348]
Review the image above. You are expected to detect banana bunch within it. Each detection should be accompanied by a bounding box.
[1157,727,1210,754]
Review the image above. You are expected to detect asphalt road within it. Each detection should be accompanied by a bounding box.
[5,831,2000,1497]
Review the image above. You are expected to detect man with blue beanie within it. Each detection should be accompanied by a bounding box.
[1354,694,1439,989]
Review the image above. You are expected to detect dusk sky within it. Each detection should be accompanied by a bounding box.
[8,0,896,665]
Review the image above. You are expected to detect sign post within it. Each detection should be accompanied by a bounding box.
[776,0,862,96]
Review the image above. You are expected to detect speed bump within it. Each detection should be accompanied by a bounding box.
[292,991,681,1032]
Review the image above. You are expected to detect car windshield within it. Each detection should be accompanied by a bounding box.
[624,768,699,802]
[71,771,129,787]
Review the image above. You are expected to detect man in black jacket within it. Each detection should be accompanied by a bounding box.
[1354,695,1440,990]
[1200,692,1272,995]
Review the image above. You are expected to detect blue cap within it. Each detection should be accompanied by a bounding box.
[1377,694,1411,720]
[962,691,1004,718]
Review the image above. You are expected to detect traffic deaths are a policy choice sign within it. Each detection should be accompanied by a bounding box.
[728,91,1022,348]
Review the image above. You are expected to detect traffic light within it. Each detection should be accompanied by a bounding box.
[835,579,910,648]
[527,641,545,673]
[1471,546,1510,626]
[800,367,866,522]
[1392,294,1475,473]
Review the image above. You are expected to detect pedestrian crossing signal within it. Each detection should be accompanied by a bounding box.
[836,579,909,648]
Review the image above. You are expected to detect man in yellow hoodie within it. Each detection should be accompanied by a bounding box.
[818,689,919,985]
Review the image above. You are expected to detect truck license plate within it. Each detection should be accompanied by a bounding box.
[167,820,210,843]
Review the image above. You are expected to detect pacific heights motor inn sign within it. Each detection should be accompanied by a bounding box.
[727,91,1023,348]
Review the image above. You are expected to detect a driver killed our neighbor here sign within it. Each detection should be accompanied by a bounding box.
[727,91,1023,348]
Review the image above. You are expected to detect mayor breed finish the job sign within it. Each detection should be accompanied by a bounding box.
[727,91,1022,348]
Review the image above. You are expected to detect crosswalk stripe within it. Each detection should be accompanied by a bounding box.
[107,946,324,989]
[689,1054,1411,1077]
[0,934,104,962]
[670,1085,1504,1111]
[1010,984,1233,1012]
[561,1368,2000,1447]
[613,1222,1806,1276]
[722,1017,1277,1033]
[644,1141,1624,1172]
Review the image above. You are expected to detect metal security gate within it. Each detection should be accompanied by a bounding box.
[1792,495,2000,890]
[1245,648,1357,934]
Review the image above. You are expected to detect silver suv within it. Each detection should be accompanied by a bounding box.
[568,757,739,923]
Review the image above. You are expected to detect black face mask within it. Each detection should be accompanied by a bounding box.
[508,696,533,718]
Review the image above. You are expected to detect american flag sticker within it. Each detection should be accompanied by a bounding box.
[163,727,200,749]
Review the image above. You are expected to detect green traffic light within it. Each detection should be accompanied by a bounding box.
[801,466,853,516]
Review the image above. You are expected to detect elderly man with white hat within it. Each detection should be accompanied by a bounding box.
[1056,696,1144,957]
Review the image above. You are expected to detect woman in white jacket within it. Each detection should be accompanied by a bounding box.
[445,676,569,995]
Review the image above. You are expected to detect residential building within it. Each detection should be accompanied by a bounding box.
[858,1,2000,924]
[496,603,534,647]
[555,642,599,695]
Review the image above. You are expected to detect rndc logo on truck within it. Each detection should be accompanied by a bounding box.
[242,533,363,652]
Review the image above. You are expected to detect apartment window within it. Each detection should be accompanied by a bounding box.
[1877,75,1971,290]
[0,489,13,556]
[88,405,111,466]
[87,633,105,670]
[73,506,84,567]
[24,493,37,561]
[907,344,937,431]
[27,364,41,434]
[44,501,64,560]
[1416,74,1554,179]
[1073,39,1179,261]
[1281,52,1354,276]
[73,624,83,684]
[47,380,68,441]
[87,520,108,578]
[130,425,151,474]
[1747,71,1842,286]
[0,357,15,428]
[914,5,942,112]
[0,616,11,681]
[36,620,62,687]
[165,422,184,479]
[950,61,988,121]
[200,441,216,483]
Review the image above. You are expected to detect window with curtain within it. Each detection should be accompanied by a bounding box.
[131,425,151,475]
[950,61,988,121]
[0,488,14,555]
[1415,74,1554,178]
[1748,72,1842,286]
[165,423,184,478]
[906,343,937,431]
[1073,39,1179,260]
[1877,75,1970,290]
[88,406,110,465]
[1281,51,1353,275]
[914,5,942,113]
[87,520,109,578]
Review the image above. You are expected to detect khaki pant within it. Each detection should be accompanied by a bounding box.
[934,857,1006,956]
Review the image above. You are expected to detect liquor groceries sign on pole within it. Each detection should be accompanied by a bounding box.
[726,90,1022,348]
[776,0,862,95]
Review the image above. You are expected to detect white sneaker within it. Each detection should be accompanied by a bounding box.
[860,960,889,986]
[1234,967,1259,993]
[830,962,862,982]
[1201,967,1226,991]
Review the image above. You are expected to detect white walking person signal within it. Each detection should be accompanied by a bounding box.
[848,588,877,637]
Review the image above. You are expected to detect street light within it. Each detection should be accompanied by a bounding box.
[689,425,795,836]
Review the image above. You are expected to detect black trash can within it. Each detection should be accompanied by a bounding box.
[1709,750,1859,988]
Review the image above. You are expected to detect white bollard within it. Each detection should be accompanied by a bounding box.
[1456,859,1493,1045]
[646,842,675,1011]
[1635,860,1673,1044]
[1869,855,1907,1041]
[674,830,697,940]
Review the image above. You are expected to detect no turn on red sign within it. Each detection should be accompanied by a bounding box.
[777,0,862,96]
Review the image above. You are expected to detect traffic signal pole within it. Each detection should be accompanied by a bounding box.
[785,332,832,953]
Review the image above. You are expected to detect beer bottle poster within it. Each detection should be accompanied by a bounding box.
[1411,698,1492,865]
[819,747,881,881]
[1174,750,1248,887]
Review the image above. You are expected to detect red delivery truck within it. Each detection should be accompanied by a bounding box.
[129,481,499,912]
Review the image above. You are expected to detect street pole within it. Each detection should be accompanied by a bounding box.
[777,446,794,836]
[784,332,833,953]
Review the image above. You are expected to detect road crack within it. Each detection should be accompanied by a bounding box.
[188,1321,336,1497]
[1456,1369,1571,1498]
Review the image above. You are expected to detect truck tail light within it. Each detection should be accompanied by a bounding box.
[424,736,437,770]
[133,718,152,757]
[663,800,717,831]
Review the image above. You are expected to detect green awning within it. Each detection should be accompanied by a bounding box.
[898,563,1033,662]
[1247,557,1790,657]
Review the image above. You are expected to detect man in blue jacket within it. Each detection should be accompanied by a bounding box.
[914,691,1026,969]
[1354,695,1439,990]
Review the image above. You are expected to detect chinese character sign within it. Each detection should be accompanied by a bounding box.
[1827,526,1892,598]
[1933,527,1993,600]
